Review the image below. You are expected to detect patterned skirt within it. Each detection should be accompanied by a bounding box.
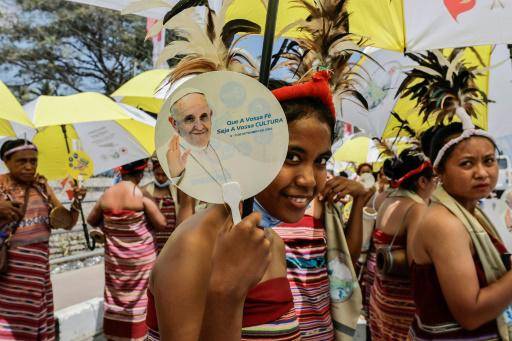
[153,196,176,253]
[0,242,55,341]
[103,210,156,341]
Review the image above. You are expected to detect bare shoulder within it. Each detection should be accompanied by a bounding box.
[152,205,228,276]
[417,203,469,249]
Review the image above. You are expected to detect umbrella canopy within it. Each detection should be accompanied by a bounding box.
[0,81,34,136]
[228,0,512,52]
[66,0,512,52]
[341,45,511,140]
[111,69,170,113]
[22,93,156,180]
[333,135,378,165]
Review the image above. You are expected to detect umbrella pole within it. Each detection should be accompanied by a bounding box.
[242,0,280,218]
[60,125,96,251]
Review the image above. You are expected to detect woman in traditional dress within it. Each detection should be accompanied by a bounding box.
[142,158,179,253]
[87,159,166,341]
[0,139,85,340]
[368,148,436,340]
[401,50,512,340]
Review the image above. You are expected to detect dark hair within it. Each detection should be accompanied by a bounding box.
[419,126,440,159]
[120,159,148,178]
[356,163,373,175]
[0,139,35,161]
[383,148,433,192]
[268,79,335,141]
[429,122,495,171]
[279,98,335,140]
[339,171,349,178]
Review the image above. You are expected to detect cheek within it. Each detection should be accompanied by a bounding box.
[316,168,327,192]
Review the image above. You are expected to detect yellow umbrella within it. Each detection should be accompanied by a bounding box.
[334,135,412,165]
[0,81,34,137]
[334,135,374,165]
[111,69,169,114]
[227,1,511,52]
[342,46,496,140]
[23,93,156,180]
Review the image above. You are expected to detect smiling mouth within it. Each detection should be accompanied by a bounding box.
[284,195,312,209]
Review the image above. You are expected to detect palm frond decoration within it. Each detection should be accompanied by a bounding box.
[124,0,261,84]
[396,48,490,126]
[390,111,417,139]
[277,0,373,110]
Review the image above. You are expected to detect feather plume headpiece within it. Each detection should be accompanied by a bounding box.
[396,49,490,127]
[124,0,262,84]
[396,48,495,168]
[278,0,372,110]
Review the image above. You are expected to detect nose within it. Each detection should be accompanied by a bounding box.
[193,119,205,130]
[295,164,316,190]
[474,162,489,179]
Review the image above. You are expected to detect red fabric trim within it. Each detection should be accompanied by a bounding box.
[103,209,140,216]
[103,317,148,339]
[146,290,158,330]
[146,277,294,331]
[272,70,336,118]
[242,277,294,327]
[279,215,323,229]
[390,161,432,189]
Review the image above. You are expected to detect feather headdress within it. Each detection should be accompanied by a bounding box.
[124,0,262,84]
[279,0,371,109]
[396,49,490,127]
[396,48,495,168]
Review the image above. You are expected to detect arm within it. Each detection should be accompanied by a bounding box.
[176,189,195,225]
[321,176,374,264]
[199,212,270,341]
[45,183,82,227]
[87,200,103,227]
[405,203,428,264]
[152,229,215,341]
[143,197,167,231]
[422,208,512,330]
[345,189,375,264]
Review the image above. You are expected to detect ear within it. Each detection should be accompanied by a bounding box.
[169,117,178,130]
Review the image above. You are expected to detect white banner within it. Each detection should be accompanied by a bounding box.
[404,0,512,51]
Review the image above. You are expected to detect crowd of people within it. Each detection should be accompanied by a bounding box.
[0,76,511,341]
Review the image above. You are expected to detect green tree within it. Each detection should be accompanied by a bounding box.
[0,0,152,101]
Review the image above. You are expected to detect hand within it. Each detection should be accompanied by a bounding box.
[209,212,271,299]
[166,135,191,178]
[320,176,371,203]
[0,200,23,223]
[72,184,87,201]
[90,228,105,244]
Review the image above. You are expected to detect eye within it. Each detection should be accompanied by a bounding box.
[200,113,210,121]
[484,156,496,166]
[317,156,329,166]
[286,152,301,163]
[459,160,473,168]
[184,116,195,124]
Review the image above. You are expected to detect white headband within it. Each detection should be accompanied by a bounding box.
[3,144,38,160]
[433,107,496,168]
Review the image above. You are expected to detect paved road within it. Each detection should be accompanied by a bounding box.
[52,263,104,311]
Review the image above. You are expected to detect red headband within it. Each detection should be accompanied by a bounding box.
[117,163,147,175]
[390,161,432,189]
[271,70,336,118]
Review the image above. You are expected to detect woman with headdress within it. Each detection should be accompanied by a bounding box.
[87,159,166,340]
[398,49,512,340]
[142,156,186,253]
[368,148,436,340]
[0,139,86,340]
